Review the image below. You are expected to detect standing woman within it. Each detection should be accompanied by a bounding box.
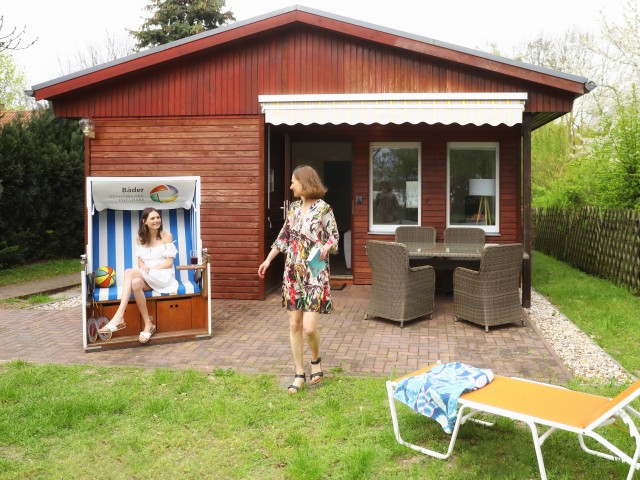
[99,207,179,344]
[258,165,339,393]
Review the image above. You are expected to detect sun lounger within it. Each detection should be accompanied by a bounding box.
[387,365,640,480]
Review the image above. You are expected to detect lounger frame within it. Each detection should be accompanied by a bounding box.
[387,373,640,480]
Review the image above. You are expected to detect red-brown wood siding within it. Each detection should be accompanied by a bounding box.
[50,26,575,118]
[88,116,262,300]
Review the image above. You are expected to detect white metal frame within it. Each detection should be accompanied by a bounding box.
[368,142,422,234]
[387,376,640,480]
[446,142,500,234]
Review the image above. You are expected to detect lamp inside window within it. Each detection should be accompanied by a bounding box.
[469,179,495,225]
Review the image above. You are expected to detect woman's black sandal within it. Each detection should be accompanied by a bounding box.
[288,373,306,394]
[310,358,324,385]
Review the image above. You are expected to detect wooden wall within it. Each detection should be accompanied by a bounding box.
[88,116,263,300]
[51,26,576,118]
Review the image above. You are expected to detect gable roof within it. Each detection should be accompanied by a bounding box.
[31,5,593,102]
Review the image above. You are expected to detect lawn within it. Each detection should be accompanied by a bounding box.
[0,258,79,287]
[0,361,636,480]
[532,251,640,377]
[2,254,640,479]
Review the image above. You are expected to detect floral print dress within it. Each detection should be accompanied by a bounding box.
[273,199,339,313]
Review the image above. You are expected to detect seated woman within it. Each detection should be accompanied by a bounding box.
[98,207,179,343]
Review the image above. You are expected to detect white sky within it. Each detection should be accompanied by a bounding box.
[2,0,627,88]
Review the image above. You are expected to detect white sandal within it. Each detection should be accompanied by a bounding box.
[98,320,126,333]
[139,325,156,344]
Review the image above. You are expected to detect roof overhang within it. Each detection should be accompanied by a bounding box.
[32,6,589,101]
[259,93,528,127]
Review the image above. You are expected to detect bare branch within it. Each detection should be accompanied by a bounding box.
[0,16,38,52]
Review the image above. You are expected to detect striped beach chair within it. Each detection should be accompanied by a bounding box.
[90,208,201,301]
[82,176,211,351]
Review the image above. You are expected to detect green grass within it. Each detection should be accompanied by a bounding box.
[2,254,640,478]
[0,258,80,287]
[0,293,57,308]
[0,361,636,480]
[532,250,640,377]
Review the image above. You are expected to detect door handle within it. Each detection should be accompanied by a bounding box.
[280,200,290,220]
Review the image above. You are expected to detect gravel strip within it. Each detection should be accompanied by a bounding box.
[37,287,632,383]
[526,289,632,383]
[36,295,83,310]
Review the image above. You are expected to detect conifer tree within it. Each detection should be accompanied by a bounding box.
[131,0,234,50]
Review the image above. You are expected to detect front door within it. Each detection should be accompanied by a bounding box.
[262,128,288,293]
[290,141,353,276]
[264,131,353,296]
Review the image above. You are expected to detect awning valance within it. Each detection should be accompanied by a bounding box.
[259,93,527,127]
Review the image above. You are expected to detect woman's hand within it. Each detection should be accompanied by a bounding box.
[258,259,270,278]
[319,243,332,260]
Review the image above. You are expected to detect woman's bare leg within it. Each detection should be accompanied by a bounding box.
[131,277,153,333]
[101,269,149,330]
[303,312,320,359]
[288,310,305,391]
[303,312,322,382]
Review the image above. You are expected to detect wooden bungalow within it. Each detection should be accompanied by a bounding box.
[31,6,593,306]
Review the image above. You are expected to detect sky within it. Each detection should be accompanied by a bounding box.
[1,0,628,89]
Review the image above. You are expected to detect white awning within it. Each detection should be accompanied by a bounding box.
[259,93,527,127]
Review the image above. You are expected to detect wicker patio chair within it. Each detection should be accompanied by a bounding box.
[395,226,436,245]
[453,243,525,332]
[444,227,485,246]
[395,226,437,267]
[440,227,486,293]
[365,240,435,328]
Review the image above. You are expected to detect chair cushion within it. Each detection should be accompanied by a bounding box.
[93,280,200,302]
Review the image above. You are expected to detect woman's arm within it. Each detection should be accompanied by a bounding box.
[136,237,149,272]
[319,205,340,260]
[258,247,280,278]
[152,232,176,270]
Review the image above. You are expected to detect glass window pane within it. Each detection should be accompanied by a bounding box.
[449,145,497,227]
[370,144,420,231]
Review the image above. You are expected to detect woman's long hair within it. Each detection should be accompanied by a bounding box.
[293,165,327,199]
[138,207,163,245]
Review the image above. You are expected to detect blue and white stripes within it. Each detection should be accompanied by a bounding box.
[90,208,200,301]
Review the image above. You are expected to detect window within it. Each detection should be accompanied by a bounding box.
[447,143,499,233]
[370,143,421,233]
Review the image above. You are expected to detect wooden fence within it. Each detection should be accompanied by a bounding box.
[532,207,640,293]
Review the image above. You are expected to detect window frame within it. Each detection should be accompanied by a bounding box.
[446,142,500,234]
[369,142,422,234]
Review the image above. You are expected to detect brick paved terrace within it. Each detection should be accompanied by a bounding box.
[0,285,570,384]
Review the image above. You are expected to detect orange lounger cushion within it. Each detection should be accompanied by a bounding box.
[461,376,611,430]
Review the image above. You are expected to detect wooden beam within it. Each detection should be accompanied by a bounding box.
[522,113,532,308]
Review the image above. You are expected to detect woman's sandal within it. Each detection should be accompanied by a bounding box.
[288,373,306,394]
[310,358,324,385]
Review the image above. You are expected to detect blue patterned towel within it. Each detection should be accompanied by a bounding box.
[393,362,494,434]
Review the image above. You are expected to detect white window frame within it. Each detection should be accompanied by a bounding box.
[446,142,500,234]
[369,142,422,234]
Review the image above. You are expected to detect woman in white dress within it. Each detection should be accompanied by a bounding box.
[98,207,178,343]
